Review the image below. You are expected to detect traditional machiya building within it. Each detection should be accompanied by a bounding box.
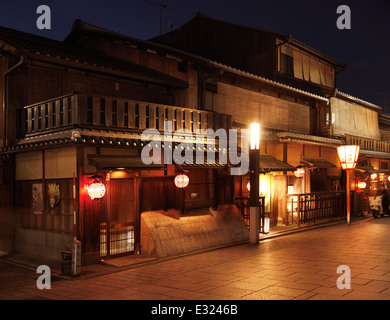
[0,15,388,267]
[152,13,389,226]
[0,22,247,265]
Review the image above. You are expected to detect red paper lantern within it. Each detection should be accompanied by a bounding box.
[294,168,305,178]
[86,181,106,200]
[174,174,189,189]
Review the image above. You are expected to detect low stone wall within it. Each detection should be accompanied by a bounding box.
[140,204,249,258]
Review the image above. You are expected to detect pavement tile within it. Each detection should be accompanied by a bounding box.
[256,285,308,299]
[2,217,390,301]
[242,291,291,300]
[203,285,254,299]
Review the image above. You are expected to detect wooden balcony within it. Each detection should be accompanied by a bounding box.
[22,93,232,137]
[345,134,390,154]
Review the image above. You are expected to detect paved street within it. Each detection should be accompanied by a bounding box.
[1,217,390,301]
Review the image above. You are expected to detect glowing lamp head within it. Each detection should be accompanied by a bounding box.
[86,181,106,200]
[337,145,360,170]
[249,122,260,150]
[174,174,189,189]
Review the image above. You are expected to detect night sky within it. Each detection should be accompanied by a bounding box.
[1,0,389,109]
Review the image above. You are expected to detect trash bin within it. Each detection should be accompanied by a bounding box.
[61,251,72,275]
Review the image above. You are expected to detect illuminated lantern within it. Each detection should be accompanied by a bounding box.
[85,174,106,200]
[294,168,305,178]
[246,181,251,191]
[86,181,106,200]
[174,173,189,189]
[357,181,366,189]
[337,145,360,169]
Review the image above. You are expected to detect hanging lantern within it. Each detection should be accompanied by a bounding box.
[357,181,366,189]
[337,145,360,169]
[85,174,106,200]
[294,167,305,178]
[86,181,106,200]
[174,173,189,189]
[246,181,251,191]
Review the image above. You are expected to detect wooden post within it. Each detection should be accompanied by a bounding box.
[346,169,351,225]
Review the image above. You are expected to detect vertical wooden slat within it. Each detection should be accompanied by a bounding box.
[117,99,124,127]
[33,106,39,132]
[167,107,174,130]
[55,100,61,127]
[76,94,88,125]
[71,94,78,125]
[38,104,44,130]
[185,110,191,132]
[63,97,69,126]
[105,98,112,127]
[46,102,52,130]
[27,108,32,133]
[128,100,135,128]
[159,106,165,130]
[207,113,215,130]
[193,112,199,133]
[201,112,207,130]
[149,104,156,129]
[176,108,182,130]
[139,102,146,130]
[92,96,100,126]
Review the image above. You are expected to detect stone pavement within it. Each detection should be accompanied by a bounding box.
[1,216,390,300]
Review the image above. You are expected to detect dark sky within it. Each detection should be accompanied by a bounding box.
[1,0,389,109]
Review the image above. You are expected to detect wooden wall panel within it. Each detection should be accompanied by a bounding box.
[215,81,310,133]
[331,97,380,139]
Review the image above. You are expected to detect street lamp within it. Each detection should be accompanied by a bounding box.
[249,123,260,244]
[337,145,360,225]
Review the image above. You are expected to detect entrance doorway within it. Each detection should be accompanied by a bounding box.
[100,178,136,258]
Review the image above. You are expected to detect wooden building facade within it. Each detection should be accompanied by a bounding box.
[152,13,389,226]
[1,14,389,265]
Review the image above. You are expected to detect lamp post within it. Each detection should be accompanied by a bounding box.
[174,171,189,215]
[337,145,360,225]
[249,123,260,244]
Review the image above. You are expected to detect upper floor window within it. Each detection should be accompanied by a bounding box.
[277,42,335,88]
[280,52,293,77]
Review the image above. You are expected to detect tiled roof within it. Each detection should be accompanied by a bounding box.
[300,158,336,169]
[260,155,295,172]
[277,132,343,146]
[0,25,188,88]
[88,155,163,170]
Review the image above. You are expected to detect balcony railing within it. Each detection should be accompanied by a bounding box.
[22,93,232,136]
[346,134,390,153]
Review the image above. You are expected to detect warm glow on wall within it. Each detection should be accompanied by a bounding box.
[337,145,360,169]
